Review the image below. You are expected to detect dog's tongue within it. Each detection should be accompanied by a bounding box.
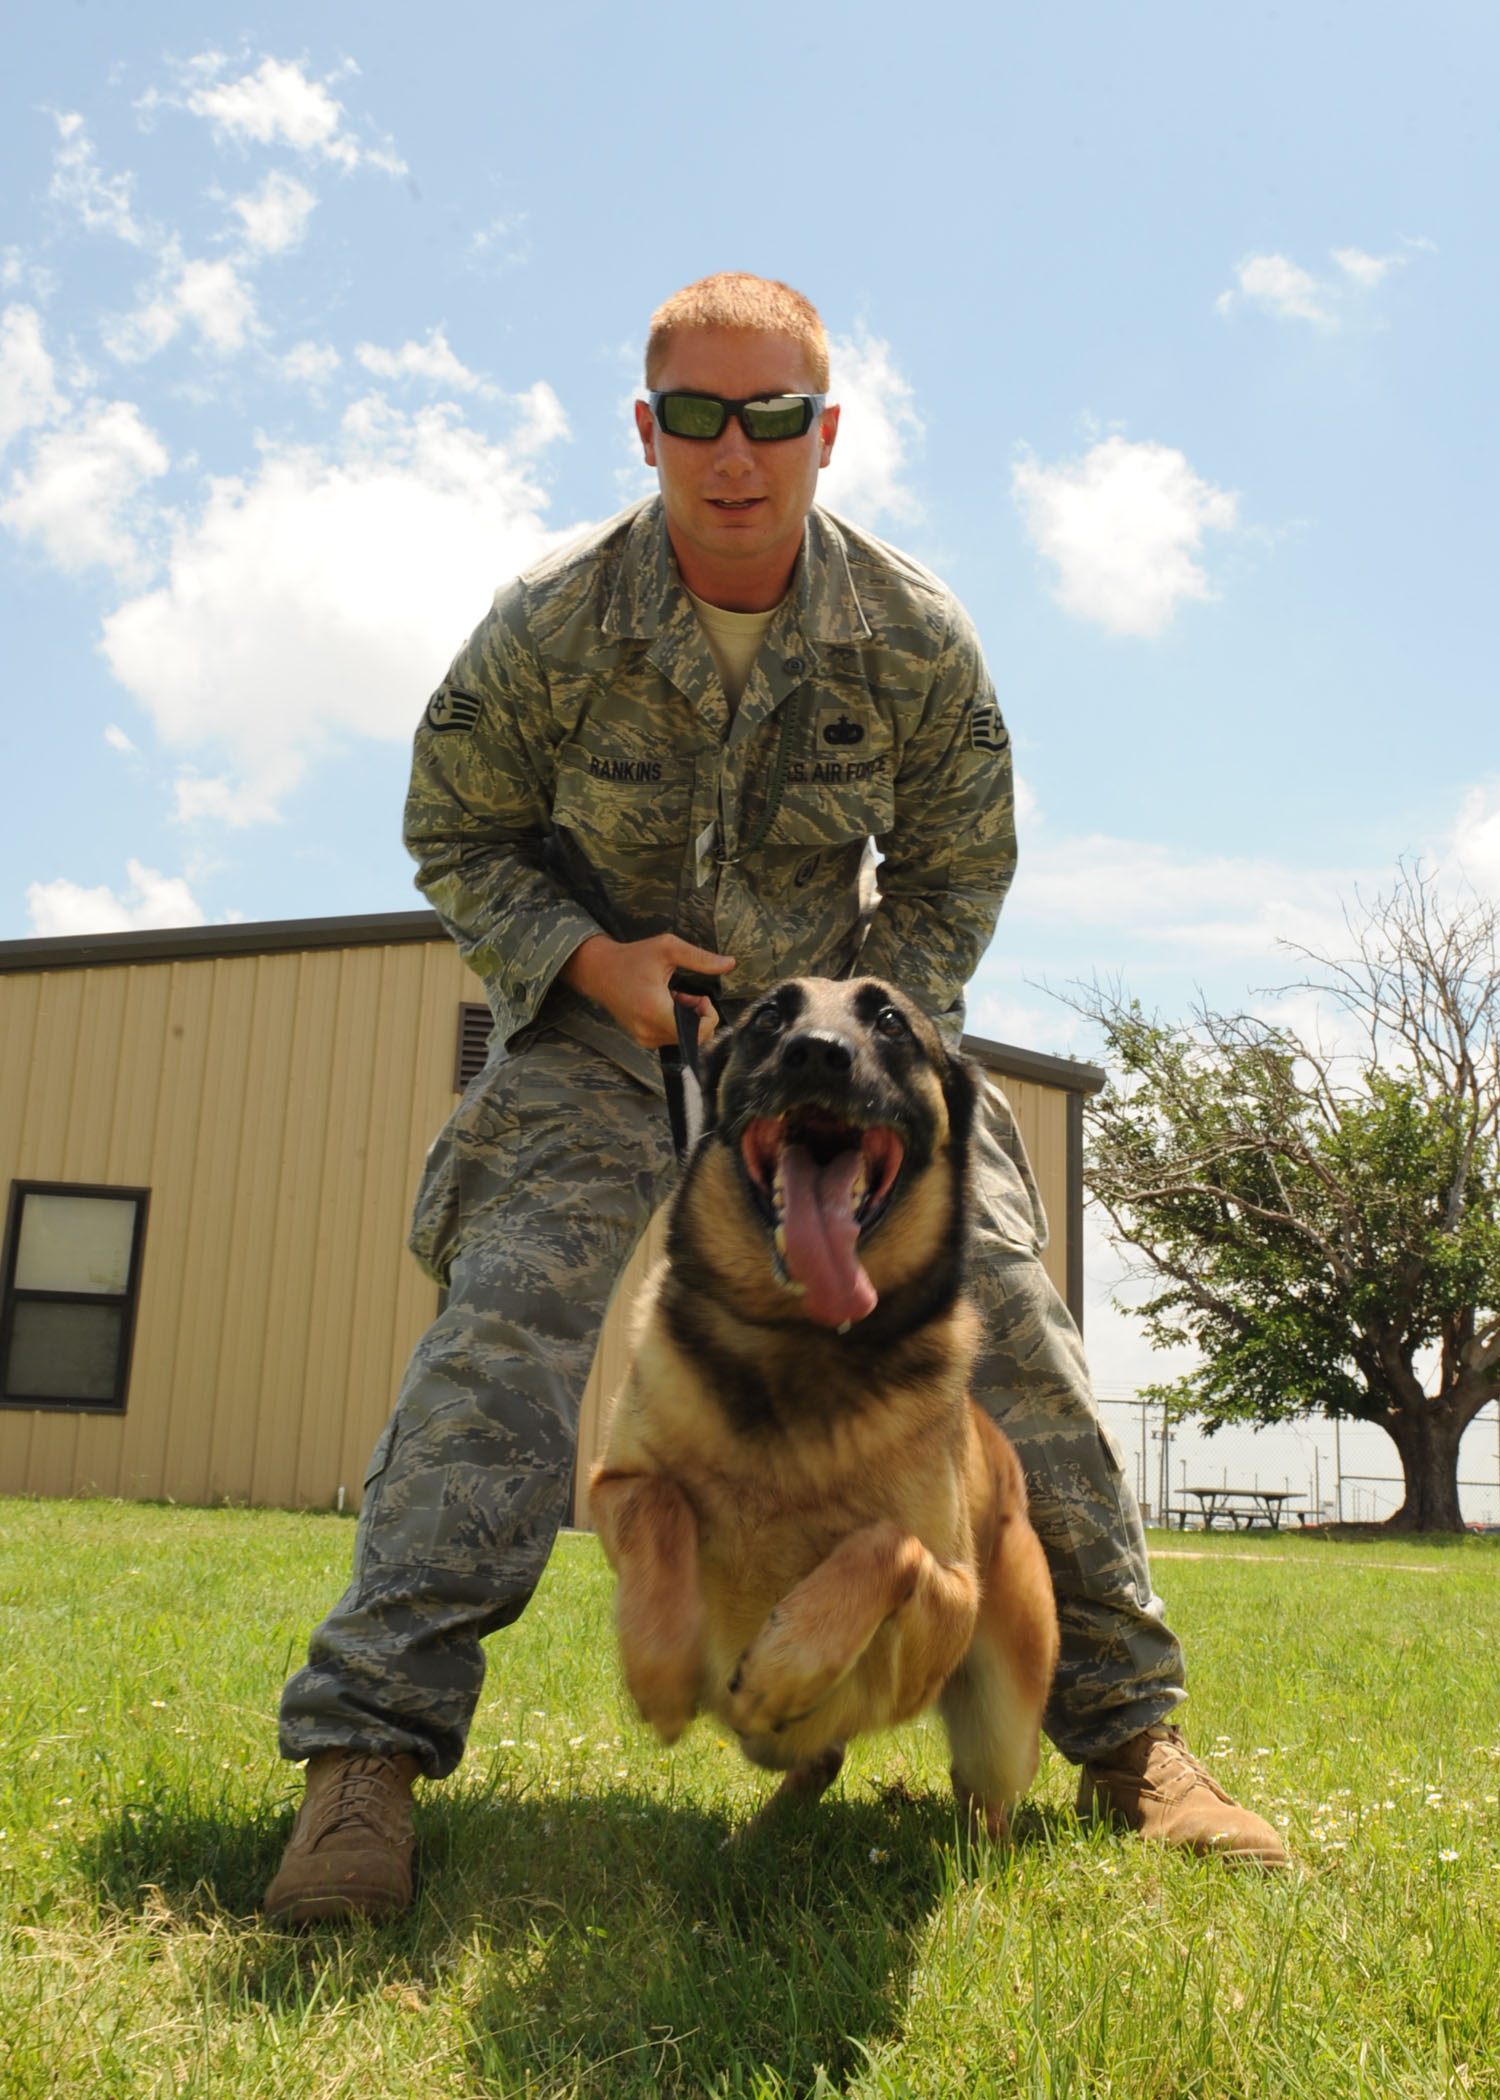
[780,1143,878,1328]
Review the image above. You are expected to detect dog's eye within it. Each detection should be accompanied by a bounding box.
[875,1006,909,1039]
[752,1004,785,1036]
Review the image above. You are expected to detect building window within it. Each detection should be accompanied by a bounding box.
[0,1183,149,1412]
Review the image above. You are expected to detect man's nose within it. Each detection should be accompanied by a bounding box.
[711,415,757,472]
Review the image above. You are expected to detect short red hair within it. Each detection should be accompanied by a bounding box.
[645,273,830,391]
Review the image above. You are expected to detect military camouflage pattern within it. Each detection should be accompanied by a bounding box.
[403,498,1017,1092]
[280,1032,681,1776]
[279,1039,1184,1775]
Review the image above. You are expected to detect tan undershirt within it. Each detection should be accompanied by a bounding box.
[687,588,780,714]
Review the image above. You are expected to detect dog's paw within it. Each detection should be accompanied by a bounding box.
[724,1615,846,1737]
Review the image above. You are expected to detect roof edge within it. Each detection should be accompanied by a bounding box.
[0,909,446,974]
[0,911,1108,1093]
[962,1032,1105,1097]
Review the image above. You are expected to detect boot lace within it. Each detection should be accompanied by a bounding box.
[307,1755,408,1845]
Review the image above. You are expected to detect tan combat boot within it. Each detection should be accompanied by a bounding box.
[1077,1723,1290,1866]
[263,1749,420,1924]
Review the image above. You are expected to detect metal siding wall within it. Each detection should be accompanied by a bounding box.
[0,946,453,1508]
[987,1074,1070,1305]
[0,973,44,1493]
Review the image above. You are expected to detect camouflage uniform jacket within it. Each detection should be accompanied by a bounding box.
[404,496,1016,1093]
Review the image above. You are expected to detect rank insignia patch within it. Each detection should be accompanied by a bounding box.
[970,700,1006,753]
[426,687,483,734]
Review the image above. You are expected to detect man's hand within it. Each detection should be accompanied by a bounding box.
[561,933,736,1050]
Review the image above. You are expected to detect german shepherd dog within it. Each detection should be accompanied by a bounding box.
[590,978,1058,1837]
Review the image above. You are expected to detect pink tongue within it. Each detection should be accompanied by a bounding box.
[779,1143,878,1329]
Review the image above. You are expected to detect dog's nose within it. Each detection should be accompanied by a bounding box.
[780,1029,855,1077]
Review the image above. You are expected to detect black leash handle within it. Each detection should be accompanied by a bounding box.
[662,971,709,1160]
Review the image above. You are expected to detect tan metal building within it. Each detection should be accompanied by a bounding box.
[0,913,1103,1522]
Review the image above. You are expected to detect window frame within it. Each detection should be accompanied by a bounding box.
[0,1180,151,1414]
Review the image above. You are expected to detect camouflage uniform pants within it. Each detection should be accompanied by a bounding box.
[279,1032,1185,1775]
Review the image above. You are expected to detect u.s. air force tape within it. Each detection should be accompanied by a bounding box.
[425,687,483,734]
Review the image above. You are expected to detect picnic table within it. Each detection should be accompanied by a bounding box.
[1176,1487,1304,1532]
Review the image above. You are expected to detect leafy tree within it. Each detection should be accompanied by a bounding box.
[1074,871,1500,1531]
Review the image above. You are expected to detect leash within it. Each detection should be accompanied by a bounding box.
[660,973,707,1161]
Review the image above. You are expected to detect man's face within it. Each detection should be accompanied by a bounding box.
[634,327,839,594]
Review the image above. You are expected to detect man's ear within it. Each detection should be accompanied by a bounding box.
[634,397,658,466]
[698,1029,736,1133]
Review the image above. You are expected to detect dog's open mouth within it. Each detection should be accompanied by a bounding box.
[740,1112,905,1329]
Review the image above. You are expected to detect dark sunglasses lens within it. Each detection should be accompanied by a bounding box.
[741,397,812,440]
[660,394,727,439]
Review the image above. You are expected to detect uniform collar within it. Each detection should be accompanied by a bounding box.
[601,497,874,648]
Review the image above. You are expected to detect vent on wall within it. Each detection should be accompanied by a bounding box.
[454,1003,493,1091]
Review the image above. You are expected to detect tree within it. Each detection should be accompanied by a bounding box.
[1074,870,1500,1532]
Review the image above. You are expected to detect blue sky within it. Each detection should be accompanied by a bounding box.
[3,2,1497,1390]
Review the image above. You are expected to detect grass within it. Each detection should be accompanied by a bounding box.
[1,1502,1498,2098]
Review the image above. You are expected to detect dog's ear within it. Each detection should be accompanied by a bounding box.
[698,1027,737,1133]
[941,1049,981,1157]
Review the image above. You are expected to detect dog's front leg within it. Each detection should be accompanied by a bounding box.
[725,1522,978,1739]
[590,1468,702,1743]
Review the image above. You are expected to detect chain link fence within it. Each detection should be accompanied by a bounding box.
[1092,1393,1500,1531]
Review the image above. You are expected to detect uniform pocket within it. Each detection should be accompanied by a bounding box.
[407,1053,521,1285]
[553,745,694,846]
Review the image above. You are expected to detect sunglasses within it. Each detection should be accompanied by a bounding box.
[646,390,828,442]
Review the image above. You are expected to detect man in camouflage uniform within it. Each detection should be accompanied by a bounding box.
[266,276,1286,1923]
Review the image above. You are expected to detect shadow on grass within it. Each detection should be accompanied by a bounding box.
[76,1765,1054,2094]
[434,1777,998,2097]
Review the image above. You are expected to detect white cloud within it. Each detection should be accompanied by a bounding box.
[1216,252,1334,327]
[1217,242,1419,326]
[510,380,569,455]
[355,326,485,393]
[1332,246,1393,289]
[175,258,257,354]
[818,331,923,527]
[99,395,578,821]
[103,723,137,754]
[0,399,169,576]
[1012,434,1238,638]
[230,169,317,254]
[182,55,404,173]
[105,249,258,362]
[1443,778,1500,900]
[27,858,206,937]
[1009,828,1353,959]
[467,214,529,273]
[48,112,148,246]
[282,340,341,386]
[0,305,65,452]
[172,773,284,827]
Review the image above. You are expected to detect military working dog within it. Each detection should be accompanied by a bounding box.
[590,977,1058,1837]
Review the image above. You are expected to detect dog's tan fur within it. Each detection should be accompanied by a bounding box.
[590,978,1058,1836]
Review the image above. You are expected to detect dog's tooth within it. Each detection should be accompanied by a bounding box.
[773,1223,788,1259]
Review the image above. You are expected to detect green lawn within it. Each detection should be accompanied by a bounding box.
[2,1499,1497,2098]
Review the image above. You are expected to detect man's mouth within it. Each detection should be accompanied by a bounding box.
[739,1112,904,1329]
[708,496,764,511]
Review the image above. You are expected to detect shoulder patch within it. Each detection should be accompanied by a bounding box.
[969,700,1007,753]
[426,687,483,734]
